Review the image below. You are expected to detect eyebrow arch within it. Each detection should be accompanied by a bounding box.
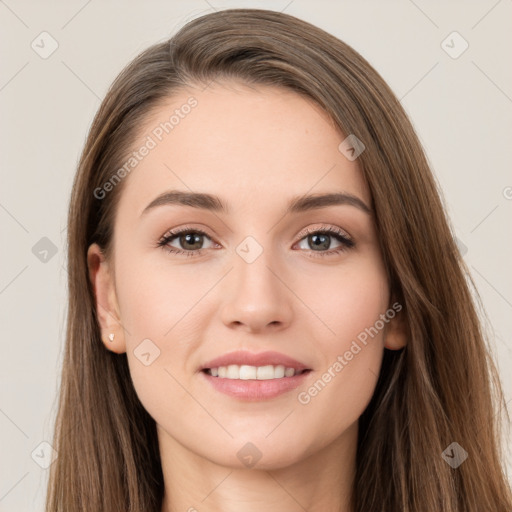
[140,190,372,217]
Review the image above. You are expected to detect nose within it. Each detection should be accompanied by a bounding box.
[219,245,294,334]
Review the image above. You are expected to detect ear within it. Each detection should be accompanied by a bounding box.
[87,243,126,354]
[383,303,407,350]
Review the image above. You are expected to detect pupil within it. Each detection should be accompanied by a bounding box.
[182,233,202,249]
[310,233,329,251]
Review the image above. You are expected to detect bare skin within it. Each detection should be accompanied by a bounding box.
[87,81,406,512]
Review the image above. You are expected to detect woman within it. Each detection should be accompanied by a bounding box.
[45,8,512,512]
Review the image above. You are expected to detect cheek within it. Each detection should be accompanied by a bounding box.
[113,251,211,423]
[297,251,389,351]
[291,253,389,427]
[113,247,208,344]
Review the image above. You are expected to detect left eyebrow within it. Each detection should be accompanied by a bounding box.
[140,190,372,218]
[287,192,372,215]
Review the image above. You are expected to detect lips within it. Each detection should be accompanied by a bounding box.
[199,350,311,372]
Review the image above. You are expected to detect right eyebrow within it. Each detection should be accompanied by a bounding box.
[141,190,228,217]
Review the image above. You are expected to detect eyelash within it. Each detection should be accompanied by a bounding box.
[156,224,355,259]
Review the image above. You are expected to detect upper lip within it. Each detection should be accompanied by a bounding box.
[200,350,311,371]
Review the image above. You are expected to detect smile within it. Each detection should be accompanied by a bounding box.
[203,364,309,380]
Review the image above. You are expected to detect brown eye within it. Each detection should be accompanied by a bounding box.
[177,232,204,250]
[158,228,216,256]
[307,232,332,251]
[295,227,354,257]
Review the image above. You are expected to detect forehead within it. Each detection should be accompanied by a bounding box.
[116,81,370,219]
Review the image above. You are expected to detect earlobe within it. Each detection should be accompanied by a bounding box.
[87,243,126,354]
[384,308,408,351]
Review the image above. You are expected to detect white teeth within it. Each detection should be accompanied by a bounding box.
[274,365,285,378]
[239,365,257,380]
[284,367,295,377]
[205,364,305,380]
[226,365,239,379]
[257,365,275,380]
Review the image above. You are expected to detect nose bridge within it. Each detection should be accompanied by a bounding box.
[235,235,279,293]
[219,233,293,332]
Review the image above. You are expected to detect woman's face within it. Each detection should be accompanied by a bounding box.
[88,81,405,469]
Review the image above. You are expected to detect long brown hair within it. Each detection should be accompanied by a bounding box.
[46,8,512,511]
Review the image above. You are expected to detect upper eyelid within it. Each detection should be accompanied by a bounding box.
[160,225,215,244]
[298,224,352,240]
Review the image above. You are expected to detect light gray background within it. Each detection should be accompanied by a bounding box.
[1,1,511,510]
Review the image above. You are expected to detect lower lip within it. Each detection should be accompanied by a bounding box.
[200,370,312,401]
